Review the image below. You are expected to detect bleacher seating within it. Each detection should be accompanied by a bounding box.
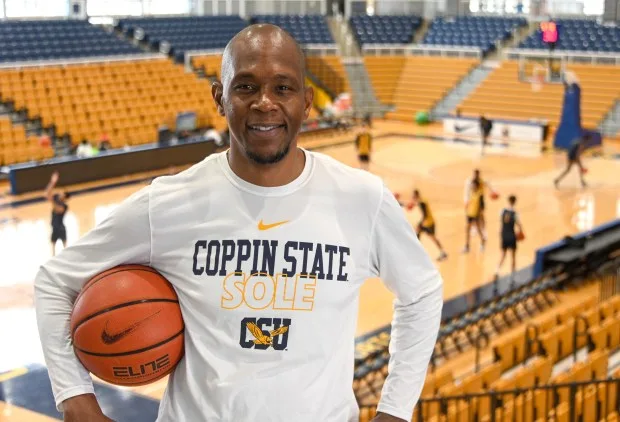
[458,61,620,136]
[349,15,422,46]
[305,55,350,96]
[0,59,226,151]
[357,283,620,422]
[519,19,620,52]
[117,16,247,59]
[365,56,478,121]
[422,16,527,54]
[0,20,143,63]
[250,15,333,44]
[0,117,54,165]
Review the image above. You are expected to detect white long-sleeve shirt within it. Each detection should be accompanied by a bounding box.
[34,149,443,422]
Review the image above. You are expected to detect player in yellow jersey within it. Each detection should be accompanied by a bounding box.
[463,169,497,235]
[412,190,448,261]
[463,179,486,253]
[355,124,372,171]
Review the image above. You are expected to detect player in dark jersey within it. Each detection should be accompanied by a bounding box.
[45,171,70,256]
[494,195,523,281]
[412,190,448,261]
[554,134,589,188]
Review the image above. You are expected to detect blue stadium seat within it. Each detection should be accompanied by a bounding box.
[422,16,527,55]
[518,19,620,52]
[0,19,144,63]
[117,15,248,60]
[250,15,334,44]
[348,15,422,46]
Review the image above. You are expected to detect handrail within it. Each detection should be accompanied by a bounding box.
[505,48,620,64]
[0,53,165,70]
[361,44,483,58]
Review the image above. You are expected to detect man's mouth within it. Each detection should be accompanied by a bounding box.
[248,124,286,132]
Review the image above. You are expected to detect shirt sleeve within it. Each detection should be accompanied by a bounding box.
[369,185,444,421]
[33,185,152,412]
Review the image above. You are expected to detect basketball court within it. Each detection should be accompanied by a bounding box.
[1,120,619,420]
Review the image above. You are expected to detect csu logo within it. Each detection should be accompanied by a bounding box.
[240,317,291,351]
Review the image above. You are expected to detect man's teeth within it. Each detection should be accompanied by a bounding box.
[251,125,281,131]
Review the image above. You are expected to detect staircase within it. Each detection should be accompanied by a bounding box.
[599,100,620,138]
[327,16,391,117]
[430,62,496,118]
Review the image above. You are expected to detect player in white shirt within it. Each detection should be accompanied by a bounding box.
[34,24,443,422]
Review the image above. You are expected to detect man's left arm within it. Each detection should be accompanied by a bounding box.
[369,185,444,421]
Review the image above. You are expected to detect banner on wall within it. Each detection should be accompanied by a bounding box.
[443,116,548,144]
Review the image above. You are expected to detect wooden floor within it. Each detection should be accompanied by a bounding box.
[1,121,619,419]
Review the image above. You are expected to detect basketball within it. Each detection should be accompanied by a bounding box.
[490,192,500,200]
[517,230,525,241]
[581,167,588,174]
[69,264,184,386]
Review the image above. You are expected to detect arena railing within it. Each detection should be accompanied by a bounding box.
[184,44,339,73]
[505,48,620,65]
[408,377,620,422]
[0,53,166,70]
[361,44,483,59]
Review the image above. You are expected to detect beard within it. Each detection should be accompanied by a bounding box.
[244,138,292,165]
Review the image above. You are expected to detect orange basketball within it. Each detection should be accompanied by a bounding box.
[70,264,184,386]
[490,192,500,200]
[581,167,588,174]
[516,230,525,241]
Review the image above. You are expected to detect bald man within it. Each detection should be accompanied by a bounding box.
[34,24,442,422]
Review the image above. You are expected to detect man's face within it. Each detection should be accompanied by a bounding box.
[213,32,313,165]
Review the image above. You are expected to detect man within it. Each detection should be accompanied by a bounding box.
[355,121,372,171]
[479,115,492,154]
[34,25,442,422]
[463,169,496,236]
[554,133,588,188]
[494,195,523,281]
[463,179,486,253]
[412,190,447,262]
[44,171,70,256]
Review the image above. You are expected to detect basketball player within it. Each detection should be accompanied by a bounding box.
[463,169,496,235]
[355,122,372,170]
[412,190,447,261]
[44,171,70,256]
[479,115,492,153]
[554,134,589,188]
[34,25,442,422]
[463,179,486,253]
[494,195,523,281]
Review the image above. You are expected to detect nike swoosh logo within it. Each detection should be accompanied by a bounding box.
[101,310,161,345]
[258,219,289,231]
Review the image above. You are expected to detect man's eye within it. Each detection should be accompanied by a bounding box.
[278,86,291,91]
[235,84,253,91]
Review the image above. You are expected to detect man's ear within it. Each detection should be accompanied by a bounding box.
[212,81,225,116]
[303,85,314,120]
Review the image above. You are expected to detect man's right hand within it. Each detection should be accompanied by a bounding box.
[62,394,114,422]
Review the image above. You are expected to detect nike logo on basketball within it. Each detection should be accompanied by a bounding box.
[101,310,161,345]
[257,219,289,231]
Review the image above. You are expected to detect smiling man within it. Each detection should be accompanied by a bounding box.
[34,24,442,422]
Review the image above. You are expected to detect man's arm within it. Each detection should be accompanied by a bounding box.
[45,171,59,201]
[369,185,443,421]
[34,185,152,414]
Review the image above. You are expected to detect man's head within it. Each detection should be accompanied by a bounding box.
[59,191,70,201]
[473,168,480,179]
[508,195,516,206]
[413,189,420,200]
[212,24,313,165]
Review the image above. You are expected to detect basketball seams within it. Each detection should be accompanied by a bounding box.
[71,298,180,337]
[75,266,161,303]
[74,328,184,357]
